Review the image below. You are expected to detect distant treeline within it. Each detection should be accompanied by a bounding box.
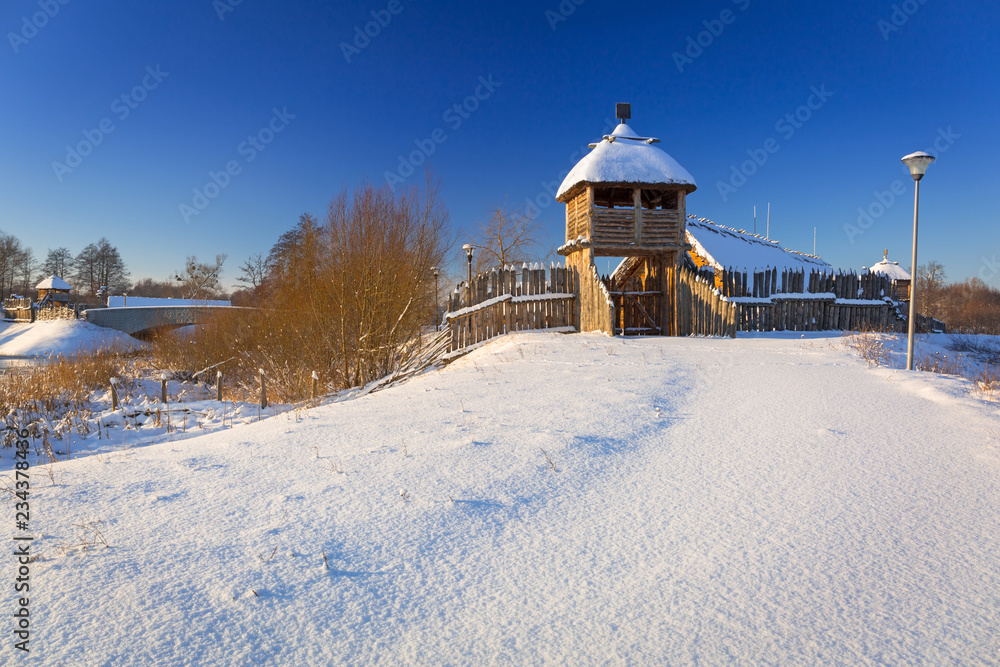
[916,261,1000,334]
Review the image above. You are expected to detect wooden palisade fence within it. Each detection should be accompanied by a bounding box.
[445,264,577,352]
[707,266,910,333]
[677,267,737,337]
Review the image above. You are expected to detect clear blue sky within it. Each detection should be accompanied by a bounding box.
[2,0,997,289]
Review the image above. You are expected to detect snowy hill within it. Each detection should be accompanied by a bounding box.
[0,319,146,357]
[6,332,1000,664]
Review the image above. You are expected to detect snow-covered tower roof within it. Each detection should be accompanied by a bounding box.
[867,250,911,281]
[556,122,697,203]
[36,275,72,291]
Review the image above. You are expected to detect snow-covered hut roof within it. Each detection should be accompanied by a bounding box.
[556,123,697,202]
[867,250,911,281]
[686,216,832,274]
[36,275,72,291]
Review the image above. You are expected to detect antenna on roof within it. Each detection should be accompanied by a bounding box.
[766,202,771,240]
[616,103,631,125]
[753,206,757,235]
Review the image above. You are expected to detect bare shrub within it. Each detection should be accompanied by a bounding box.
[916,350,964,376]
[151,178,450,401]
[844,329,892,368]
[971,364,1000,400]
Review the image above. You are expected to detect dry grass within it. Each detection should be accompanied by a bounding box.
[0,344,142,448]
[148,309,322,404]
[971,364,1000,400]
[915,350,965,376]
[844,329,892,368]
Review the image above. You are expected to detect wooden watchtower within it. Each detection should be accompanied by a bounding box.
[557,104,697,335]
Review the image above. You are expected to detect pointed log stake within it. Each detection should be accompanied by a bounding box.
[217,370,223,402]
[259,369,267,409]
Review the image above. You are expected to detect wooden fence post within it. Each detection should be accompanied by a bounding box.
[110,378,119,411]
[161,373,168,404]
[259,368,267,409]
[216,370,223,402]
[311,370,319,405]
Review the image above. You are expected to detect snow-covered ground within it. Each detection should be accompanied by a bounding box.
[4,331,1000,664]
[0,320,146,357]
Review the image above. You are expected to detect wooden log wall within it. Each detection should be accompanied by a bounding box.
[448,263,577,312]
[716,267,900,301]
[732,300,904,333]
[676,267,737,338]
[446,294,577,352]
[576,260,615,335]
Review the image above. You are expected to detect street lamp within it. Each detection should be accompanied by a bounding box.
[901,150,936,371]
[462,244,475,307]
[431,266,440,331]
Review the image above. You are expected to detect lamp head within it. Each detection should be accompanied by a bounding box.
[901,151,935,181]
[462,243,474,260]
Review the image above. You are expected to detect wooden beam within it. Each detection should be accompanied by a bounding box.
[633,188,642,245]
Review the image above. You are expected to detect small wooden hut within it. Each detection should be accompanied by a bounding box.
[36,275,73,305]
[557,104,697,335]
[867,249,911,300]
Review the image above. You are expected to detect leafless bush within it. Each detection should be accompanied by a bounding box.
[916,351,964,376]
[844,329,892,368]
[971,364,1000,400]
[152,178,450,401]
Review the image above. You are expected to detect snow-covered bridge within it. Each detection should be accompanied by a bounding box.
[84,305,235,337]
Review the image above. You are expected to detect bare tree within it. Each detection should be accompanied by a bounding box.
[130,278,187,299]
[174,254,227,300]
[74,238,129,296]
[237,253,267,290]
[916,261,948,320]
[42,247,74,279]
[469,202,543,273]
[0,232,31,299]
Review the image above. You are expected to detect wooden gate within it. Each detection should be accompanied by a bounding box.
[605,259,666,336]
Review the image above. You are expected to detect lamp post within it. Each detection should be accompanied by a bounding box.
[901,151,935,371]
[431,266,440,331]
[462,244,475,307]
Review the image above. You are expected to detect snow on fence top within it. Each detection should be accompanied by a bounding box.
[107,296,232,308]
[686,216,832,275]
[556,123,697,201]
